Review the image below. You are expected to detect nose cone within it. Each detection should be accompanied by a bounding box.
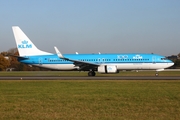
[167,60,174,68]
[169,62,174,67]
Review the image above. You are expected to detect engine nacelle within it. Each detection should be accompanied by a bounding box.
[98,65,118,73]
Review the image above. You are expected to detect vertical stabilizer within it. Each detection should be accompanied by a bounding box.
[12,26,52,56]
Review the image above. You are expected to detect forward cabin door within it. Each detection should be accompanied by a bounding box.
[152,56,156,64]
[39,58,43,65]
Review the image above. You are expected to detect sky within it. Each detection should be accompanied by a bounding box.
[0,0,180,56]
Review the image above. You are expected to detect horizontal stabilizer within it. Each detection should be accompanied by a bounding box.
[8,55,29,60]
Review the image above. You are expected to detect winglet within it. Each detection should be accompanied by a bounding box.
[54,46,64,58]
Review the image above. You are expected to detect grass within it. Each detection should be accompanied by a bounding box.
[0,80,180,120]
[0,70,180,76]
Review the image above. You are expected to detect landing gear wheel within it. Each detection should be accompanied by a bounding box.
[92,71,96,76]
[88,72,92,76]
[155,73,159,77]
[88,71,96,76]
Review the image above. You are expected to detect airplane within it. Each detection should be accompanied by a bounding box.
[12,26,174,76]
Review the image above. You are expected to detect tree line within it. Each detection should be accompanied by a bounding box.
[0,48,180,71]
[0,48,46,71]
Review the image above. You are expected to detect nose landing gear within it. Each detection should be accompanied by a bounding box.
[155,72,159,76]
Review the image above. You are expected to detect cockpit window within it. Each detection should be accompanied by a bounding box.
[161,58,168,60]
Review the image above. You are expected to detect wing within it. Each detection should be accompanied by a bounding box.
[54,47,99,70]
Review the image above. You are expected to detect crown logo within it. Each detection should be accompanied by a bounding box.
[133,55,143,59]
[21,40,28,44]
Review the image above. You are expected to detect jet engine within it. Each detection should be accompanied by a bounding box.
[98,65,119,73]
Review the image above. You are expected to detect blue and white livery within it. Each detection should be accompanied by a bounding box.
[12,26,174,76]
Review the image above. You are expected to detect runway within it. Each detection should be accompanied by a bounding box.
[0,76,180,80]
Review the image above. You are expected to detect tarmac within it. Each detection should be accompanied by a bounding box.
[0,76,180,80]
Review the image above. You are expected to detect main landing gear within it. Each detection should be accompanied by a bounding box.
[88,71,96,76]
